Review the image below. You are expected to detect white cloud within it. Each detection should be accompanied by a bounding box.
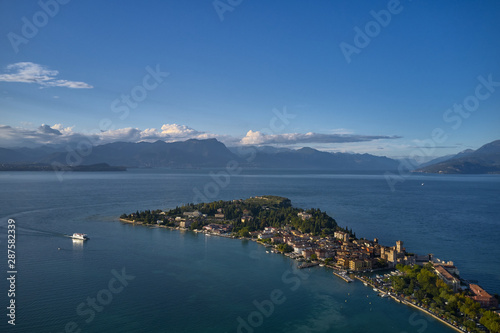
[98,127,143,144]
[38,124,62,135]
[0,62,93,89]
[52,124,74,135]
[94,124,206,144]
[240,130,401,146]
[0,124,91,148]
[0,123,222,148]
[240,130,265,145]
[0,123,401,157]
[160,124,198,136]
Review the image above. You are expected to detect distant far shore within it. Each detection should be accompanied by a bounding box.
[0,163,126,172]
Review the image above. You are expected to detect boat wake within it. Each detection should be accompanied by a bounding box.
[0,224,68,239]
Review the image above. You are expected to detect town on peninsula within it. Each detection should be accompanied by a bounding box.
[120,195,500,333]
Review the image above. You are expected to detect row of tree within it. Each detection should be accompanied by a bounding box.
[391,264,500,332]
[120,209,163,224]
[121,196,355,237]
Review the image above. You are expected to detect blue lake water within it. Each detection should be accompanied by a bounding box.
[0,169,499,332]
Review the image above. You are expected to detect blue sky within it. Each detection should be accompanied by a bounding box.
[0,0,499,159]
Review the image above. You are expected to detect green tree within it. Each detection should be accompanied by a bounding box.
[480,311,500,333]
[239,227,250,238]
[277,243,293,253]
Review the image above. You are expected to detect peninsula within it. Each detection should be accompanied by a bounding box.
[121,195,500,333]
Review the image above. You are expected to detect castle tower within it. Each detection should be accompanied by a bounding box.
[396,240,403,253]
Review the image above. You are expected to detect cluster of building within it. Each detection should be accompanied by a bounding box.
[162,209,229,229]
[202,223,233,234]
[164,208,233,235]
[168,208,498,310]
[252,220,421,273]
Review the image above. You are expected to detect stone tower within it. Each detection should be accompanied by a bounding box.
[396,240,403,253]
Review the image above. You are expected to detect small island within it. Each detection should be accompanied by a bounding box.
[121,195,500,333]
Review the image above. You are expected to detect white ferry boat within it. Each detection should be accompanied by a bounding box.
[71,233,89,240]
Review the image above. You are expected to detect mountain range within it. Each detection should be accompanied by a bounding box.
[414,140,500,174]
[1,138,499,173]
[0,138,399,171]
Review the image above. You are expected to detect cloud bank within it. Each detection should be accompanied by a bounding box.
[0,62,93,89]
[0,123,400,151]
[240,130,401,145]
[0,123,215,148]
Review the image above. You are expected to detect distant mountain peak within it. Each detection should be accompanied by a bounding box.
[474,139,500,154]
[296,147,320,154]
[0,138,401,171]
[415,139,500,174]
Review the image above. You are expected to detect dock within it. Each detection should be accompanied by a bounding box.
[333,270,353,283]
[298,262,319,269]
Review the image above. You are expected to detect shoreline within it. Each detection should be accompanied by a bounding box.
[120,218,139,224]
[403,299,465,333]
[354,276,465,332]
[119,217,475,333]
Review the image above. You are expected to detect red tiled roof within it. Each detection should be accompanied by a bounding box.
[435,265,458,282]
[470,284,492,298]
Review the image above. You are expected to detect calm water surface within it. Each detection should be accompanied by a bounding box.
[0,169,498,332]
